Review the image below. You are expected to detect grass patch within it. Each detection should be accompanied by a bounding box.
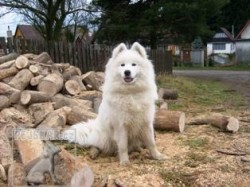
[185,152,215,168]
[160,170,197,187]
[156,75,244,111]
[184,137,210,150]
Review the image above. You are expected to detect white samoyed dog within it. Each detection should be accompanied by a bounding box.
[63,42,166,164]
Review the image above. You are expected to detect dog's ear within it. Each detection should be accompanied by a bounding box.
[131,42,147,59]
[112,43,127,58]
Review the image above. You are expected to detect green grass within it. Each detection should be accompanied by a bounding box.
[173,64,250,71]
[156,74,244,111]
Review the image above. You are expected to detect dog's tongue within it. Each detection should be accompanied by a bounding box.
[124,77,133,83]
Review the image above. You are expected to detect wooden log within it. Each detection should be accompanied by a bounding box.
[69,75,86,91]
[0,82,20,95]
[154,110,185,132]
[0,66,18,80]
[33,52,52,64]
[29,102,54,125]
[0,129,13,169]
[64,79,81,95]
[8,69,34,90]
[37,106,72,129]
[0,52,19,64]
[14,129,44,171]
[7,162,27,187]
[75,90,102,101]
[62,65,81,80]
[29,64,39,74]
[37,73,63,96]
[15,55,29,69]
[30,75,44,86]
[158,88,178,100]
[0,60,15,70]
[1,107,33,127]
[82,71,102,91]
[67,106,97,125]
[52,93,92,110]
[0,95,9,109]
[20,90,51,105]
[189,113,239,133]
[23,53,37,60]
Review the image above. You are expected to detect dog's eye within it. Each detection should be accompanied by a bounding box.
[121,64,125,66]
[132,63,136,66]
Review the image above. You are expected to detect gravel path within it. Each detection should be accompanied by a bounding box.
[174,70,250,107]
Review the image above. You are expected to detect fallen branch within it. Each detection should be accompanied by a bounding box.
[216,149,246,156]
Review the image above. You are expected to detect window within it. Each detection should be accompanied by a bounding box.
[213,43,225,50]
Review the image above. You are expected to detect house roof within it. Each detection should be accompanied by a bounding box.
[236,20,250,39]
[210,27,234,43]
[14,25,44,41]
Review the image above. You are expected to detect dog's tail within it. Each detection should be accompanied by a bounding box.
[62,119,100,147]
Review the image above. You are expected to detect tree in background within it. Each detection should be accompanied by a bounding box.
[0,0,96,41]
[91,0,228,48]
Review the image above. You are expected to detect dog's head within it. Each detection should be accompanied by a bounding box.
[106,42,150,84]
[104,42,157,96]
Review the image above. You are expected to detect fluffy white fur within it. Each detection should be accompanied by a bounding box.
[63,42,166,164]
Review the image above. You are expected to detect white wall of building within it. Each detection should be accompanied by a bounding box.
[207,43,235,56]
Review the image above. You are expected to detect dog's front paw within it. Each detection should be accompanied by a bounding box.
[152,152,167,160]
[120,159,130,166]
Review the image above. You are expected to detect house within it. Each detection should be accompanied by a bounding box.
[207,27,235,56]
[14,25,44,41]
[235,20,250,63]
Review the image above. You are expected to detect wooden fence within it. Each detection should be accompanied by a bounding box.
[11,39,172,74]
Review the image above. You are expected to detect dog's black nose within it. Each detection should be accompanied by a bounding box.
[124,70,131,76]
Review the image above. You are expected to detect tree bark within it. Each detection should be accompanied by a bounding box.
[8,69,34,90]
[20,90,51,105]
[154,110,186,132]
[67,106,97,125]
[0,66,18,80]
[158,88,178,100]
[30,75,44,86]
[29,102,54,125]
[0,95,9,109]
[33,52,52,64]
[0,60,15,70]
[0,52,19,64]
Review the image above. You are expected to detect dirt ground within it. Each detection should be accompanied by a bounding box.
[76,70,250,187]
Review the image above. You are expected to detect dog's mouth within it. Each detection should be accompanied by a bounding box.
[124,76,134,83]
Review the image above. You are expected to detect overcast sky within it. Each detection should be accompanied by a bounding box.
[0,8,26,37]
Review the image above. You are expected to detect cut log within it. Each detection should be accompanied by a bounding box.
[37,106,72,129]
[52,93,92,110]
[82,71,102,91]
[29,102,54,125]
[23,53,37,60]
[29,64,39,74]
[189,113,239,133]
[0,82,20,95]
[33,52,52,64]
[75,90,102,101]
[1,107,33,127]
[0,95,9,109]
[64,79,81,95]
[8,69,34,90]
[0,52,19,64]
[69,75,86,91]
[0,60,15,70]
[14,129,44,171]
[37,73,63,96]
[20,90,51,105]
[15,55,29,69]
[67,106,97,125]
[0,66,18,80]
[8,162,27,187]
[158,88,178,100]
[0,129,13,169]
[62,65,81,80]
[30,75,44,86]
[154,110,185,132]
